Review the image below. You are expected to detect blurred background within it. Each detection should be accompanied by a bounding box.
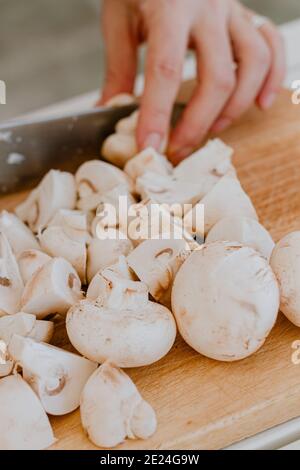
[1,0,300,121]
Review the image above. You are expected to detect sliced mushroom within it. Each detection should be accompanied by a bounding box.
[15,170,76,232]
[0,233,24,317]
[101,133,138,168]
[39,226,87,283]
[124,147,173,182]
[18,249,51,284]
[185,173,258,236]
[21,258,83,319]
[127,238,190,307]
[87,234,133,283]
[116,110,139,135]
[172,241,279,361]
[48,209,91,244]
[76,160,132,211]
[81,362,157,448]
[270,231,300,326]
[67,273,176,367]
[105,93,136,107]
[28,320,54,343]
[0,374,55,449]
[0,210,40,256]
[8,335,97,416]
[206,216,275,260]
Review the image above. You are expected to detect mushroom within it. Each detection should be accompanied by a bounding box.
[0,374,55,449]
[75,160,132,211]
[87,233,133,283]
[270,231,300,326]
[39,225,87,283]
[21,258,83,319]
[8,335,98,416]
[80,362,157,448]
[0,233,24,317]
[116,110,139,135]
[135,171,203,217]
[184,173,258,236]
[124,147,173,182]
[172,241,279,361]
[28,319,54,343]
[67,272,176,367]
[127,238,190,307]
[15,170,76,232]
[48,209,91,244]
[0,210,40,256]
[101,133,138,168]
[18,249,51,284]
[206,217,275,260]
[105,93,136,107]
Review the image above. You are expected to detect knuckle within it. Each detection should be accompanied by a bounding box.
[214,70,236,94]
[152,58,181,82]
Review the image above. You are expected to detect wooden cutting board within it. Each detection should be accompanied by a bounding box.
[1,89,300,450]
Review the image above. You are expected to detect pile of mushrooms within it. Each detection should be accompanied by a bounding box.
[0,93,298,450]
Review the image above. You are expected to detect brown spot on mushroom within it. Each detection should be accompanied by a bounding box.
[45,376,66,396]
[0,277,11,287]
[68,273,77,289]
[79,179,97,194]
[155,248,174,260]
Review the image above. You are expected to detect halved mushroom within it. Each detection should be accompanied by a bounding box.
[105,93,136,107]
[116,110,139,135]
[28,319,54,343]
[76,160,132,211]
[270,232,300,326]
[39,226,87,283]
[135,171,203,217]
[0,374,55,449]
[185,173,258,236]
[172,242,279,361]
[0,210,40,256]
[15,170,76,232]
[8,335,98,416]
[127,238,190,307]
[81,362,157,448]
[124,147,173,182]
[87,234,133,283]
[206,216,275,260]
[0,233,24,317]
[101,133,138,168]
[48,209,91,244]
[21,258,83,319]
[67,272,176,367]
[18,249,51,284]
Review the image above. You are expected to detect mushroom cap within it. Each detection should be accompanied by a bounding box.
[116,110,139,135]
[48,209,91,244]
[0,210,40,256]
[0,312,36,344]
[101,134,138,168]
[80,362,157,448]
[270,231,300,326]
[124,147,173,182]
[18,249,51,284]
[67,297,176,367]
[0,233,24,316]
[206,217,275,260]
[0,374,55,449]
[172,242,279,361]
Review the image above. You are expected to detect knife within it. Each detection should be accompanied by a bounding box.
[0,104,184,195]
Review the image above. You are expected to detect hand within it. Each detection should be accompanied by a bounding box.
[99,0,285,163]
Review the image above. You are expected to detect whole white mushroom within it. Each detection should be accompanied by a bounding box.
[172,242,279,361]
[270,231,300,326]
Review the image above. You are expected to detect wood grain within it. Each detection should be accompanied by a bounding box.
[1,89,300,450]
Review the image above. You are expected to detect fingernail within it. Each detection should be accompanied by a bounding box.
[260,92,276,110]
[142,132,162,151]
[212,117,232,133]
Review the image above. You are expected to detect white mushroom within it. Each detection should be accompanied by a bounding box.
[0,210,39,255]
[21,258,83,319]
[8,335,97,416]
[124,147,173,182]
[87,233,133,283]
[48,209,91,244]
[136,172,203,217]
[206,217,275,260]
[0,374,55,449]
[172,242,279,361]
[127,238,190,307]
[81,362,157,448]
[28,320,54,343]
[15,170,76,232]
[0,233,24,317]
[102,133,138,168]
[270,231,300,326]
[185,173,258,236]
[75,160,132,211]
[116,110,139,135]
[18,249,51,284]
[39,226,87,283]
[67,272,176,367]
[105,93,136,107]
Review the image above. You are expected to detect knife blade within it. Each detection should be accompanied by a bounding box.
[0,103,184,195]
